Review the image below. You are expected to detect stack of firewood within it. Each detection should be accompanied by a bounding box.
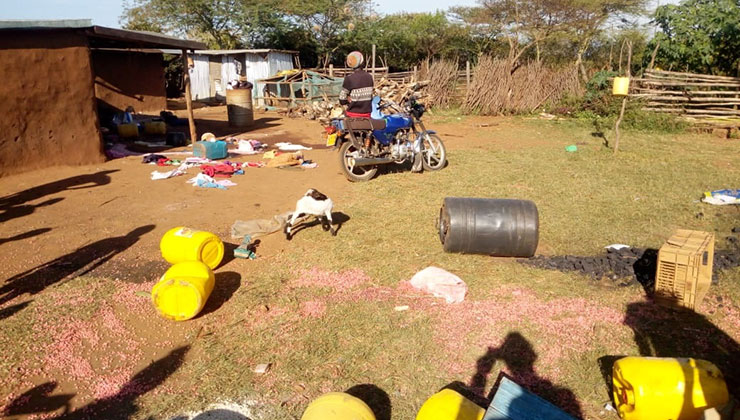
[375,78,430,106]
[275,79,430,123]
[276,100,340,121]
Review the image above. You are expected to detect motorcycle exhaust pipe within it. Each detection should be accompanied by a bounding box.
[350,157,396,167]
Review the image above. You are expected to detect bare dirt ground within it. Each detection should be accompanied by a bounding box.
[0,105,507,286]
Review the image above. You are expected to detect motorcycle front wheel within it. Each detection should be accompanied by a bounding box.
[421,133,447,171]
[339,141,378,182]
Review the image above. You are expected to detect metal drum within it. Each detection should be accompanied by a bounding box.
[439,197,539,257]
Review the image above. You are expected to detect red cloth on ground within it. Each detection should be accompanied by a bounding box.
[201,164,235,178]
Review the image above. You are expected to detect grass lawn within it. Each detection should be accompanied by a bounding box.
[2,115,739,419]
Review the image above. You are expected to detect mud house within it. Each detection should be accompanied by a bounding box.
[186,49,299,103]
[0,20,205,177]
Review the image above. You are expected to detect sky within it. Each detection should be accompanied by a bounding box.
[1,0,678,29]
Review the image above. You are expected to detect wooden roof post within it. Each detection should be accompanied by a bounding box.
[181,49,197,145]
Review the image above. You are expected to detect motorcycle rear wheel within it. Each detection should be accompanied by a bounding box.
[421,133,447,171]
[339,141,378,182]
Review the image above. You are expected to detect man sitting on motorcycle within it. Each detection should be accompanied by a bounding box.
[338,51,374,118]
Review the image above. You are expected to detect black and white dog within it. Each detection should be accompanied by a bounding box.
[284,189,336,240]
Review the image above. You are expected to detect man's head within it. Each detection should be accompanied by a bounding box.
[346,51,364,69]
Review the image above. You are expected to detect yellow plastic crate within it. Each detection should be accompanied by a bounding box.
[655,229,714,310]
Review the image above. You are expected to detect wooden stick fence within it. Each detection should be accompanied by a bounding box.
[632,70,740,120]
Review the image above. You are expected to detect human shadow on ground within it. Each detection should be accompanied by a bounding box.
[0,170,118,210]
[0,382,75,417]
[623,301,740,397]
[461,331,584,418]
[0,197,65,223]
[0,170,118,223]
[0,225,155,307]
[198,271,242,317]
[284,211,350,239]
[0,228,52,246]
[345,384,391,420]
[0,300,32,321]
[2,346,190,419]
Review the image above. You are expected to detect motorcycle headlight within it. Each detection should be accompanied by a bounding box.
[412,103,425,119]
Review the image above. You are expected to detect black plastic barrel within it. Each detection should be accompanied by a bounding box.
[439,197,539,257]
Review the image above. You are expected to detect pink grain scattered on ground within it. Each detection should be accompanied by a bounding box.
[111,280,156,312]
[300,301,327,318]
[293,268,371,291]
[92,368,134,399]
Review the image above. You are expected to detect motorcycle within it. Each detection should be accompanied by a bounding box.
[325,94,446,182]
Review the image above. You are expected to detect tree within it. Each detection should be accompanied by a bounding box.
[648,0,740,75]
[121,0,283,49]
[340,12,478,70]
[279,0,372,67]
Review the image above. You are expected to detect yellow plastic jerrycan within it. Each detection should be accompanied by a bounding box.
[144,120,167,135]
[613,356,729,420]
[416,389,485,420]
[151,261,215,321]
[117,123,139,138]
[301,392,376,420]
[160,227,224,269]
[613,77,630,96]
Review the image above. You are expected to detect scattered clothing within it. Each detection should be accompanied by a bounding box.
[242,162,265,168]
[409,266,467,304]
[266,152,304,168]
[187,173,228,189]
[275,142,313,151]
[301,161,318,169]
[232,140,256,155]
[703,189,740,205]
[201,164,236,178]
[151,163,189,180]
[142,154,167,164]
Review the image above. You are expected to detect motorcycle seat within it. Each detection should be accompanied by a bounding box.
[344,117,386,131]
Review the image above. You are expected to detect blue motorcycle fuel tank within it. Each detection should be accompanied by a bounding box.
[370,97,412,144]
[373,114,412,144]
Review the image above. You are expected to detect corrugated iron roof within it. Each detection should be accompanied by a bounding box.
[193,49,299,55]
[0,20,206,50]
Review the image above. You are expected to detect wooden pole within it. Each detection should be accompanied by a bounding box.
[413,65,417,82]
[181,49,197,145]
[614,41,632,154]
[466,60,471,94]
[371,44,376,80]
[329,64,334,77]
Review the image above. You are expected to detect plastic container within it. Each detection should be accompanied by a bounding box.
[144,121,167,135]
[226,88,254,127]
[160,227,224,269]
[613,77,630,96]
[655,229,714,310]
[416,389,485,420]
[117,123,139,138]
[439,197,539,257]
[613,356,729,420]
[151,261,215,321]
[301,392,375,420]
[193,141,228,160]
